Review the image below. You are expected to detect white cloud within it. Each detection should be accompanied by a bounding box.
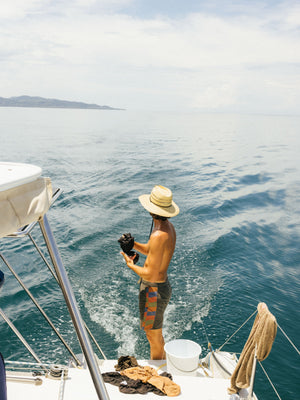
[0,1,299,112]
[0,0,134,18]
[0,0,41,19]
[276,3,300,30]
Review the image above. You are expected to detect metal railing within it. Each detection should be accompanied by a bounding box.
[0,188,110,399]
[39,215,109,399]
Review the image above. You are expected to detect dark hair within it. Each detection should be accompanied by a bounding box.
[150,213,168,221]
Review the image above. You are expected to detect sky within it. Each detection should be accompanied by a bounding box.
[0,0,299,113]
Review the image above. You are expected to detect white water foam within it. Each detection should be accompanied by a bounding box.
[79,278,140,357]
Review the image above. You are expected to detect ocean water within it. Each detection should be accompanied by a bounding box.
[0,108,299,399]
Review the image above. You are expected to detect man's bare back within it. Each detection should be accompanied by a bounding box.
[143,219,176,282]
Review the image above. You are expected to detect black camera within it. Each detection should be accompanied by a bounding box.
[118,233,139,264]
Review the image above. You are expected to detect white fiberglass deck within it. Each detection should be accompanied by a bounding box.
[6,359,240,400]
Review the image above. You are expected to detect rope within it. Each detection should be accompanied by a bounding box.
[218,309,258,351]
[200,320,210,349]
[277,323,300,356]
[155,363,167,372]
[211,351,232,377]
[5,366,42,373]
[258,361,282,400]
[5,360,55,367]
[198,362,210,377]
[58,368,67,400]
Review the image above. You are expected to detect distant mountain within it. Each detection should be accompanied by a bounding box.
[0,96,123,110]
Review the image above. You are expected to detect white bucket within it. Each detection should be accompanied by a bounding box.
[164,339,202,376]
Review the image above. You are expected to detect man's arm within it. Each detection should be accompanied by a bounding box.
[122,232,166,280]
[121,252,152,280]
[133,241,150,255]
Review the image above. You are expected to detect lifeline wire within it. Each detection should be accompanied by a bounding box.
[218,309,258,351]
[258,361,282,400]
[277,323,300,356]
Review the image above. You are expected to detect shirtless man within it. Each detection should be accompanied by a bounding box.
[121,185,179,360]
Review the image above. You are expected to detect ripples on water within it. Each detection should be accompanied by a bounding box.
[0,109,299,399]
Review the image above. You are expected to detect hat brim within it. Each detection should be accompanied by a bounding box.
[139,194,180,218]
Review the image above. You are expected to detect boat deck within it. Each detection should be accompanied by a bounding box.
[6,359,242,399]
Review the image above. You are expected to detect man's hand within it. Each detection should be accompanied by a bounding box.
[121,251,135,269]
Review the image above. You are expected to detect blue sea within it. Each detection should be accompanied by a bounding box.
[0,108,299,399]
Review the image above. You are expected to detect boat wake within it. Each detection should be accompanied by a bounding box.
[79,246,223,359]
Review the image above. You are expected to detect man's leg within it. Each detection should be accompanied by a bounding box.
[145,328,166,360]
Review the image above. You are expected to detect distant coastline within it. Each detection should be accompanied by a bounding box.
[0,96,124,110]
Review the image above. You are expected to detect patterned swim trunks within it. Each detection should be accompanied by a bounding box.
[139,278,172,330]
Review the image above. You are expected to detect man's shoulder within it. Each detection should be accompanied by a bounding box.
[150,230,168,241]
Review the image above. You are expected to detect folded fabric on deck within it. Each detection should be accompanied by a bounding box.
[121,366,181,397]
[102,358,180,397]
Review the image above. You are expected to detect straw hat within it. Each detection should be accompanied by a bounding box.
[139,185,179,218]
